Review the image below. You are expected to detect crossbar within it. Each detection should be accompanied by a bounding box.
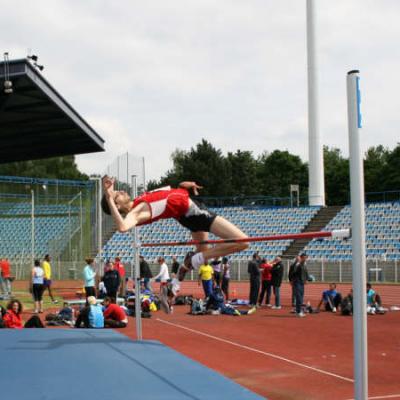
[142,229,350,247]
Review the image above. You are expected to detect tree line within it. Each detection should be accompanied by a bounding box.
[1,141,399,206]
[147,139,400,205]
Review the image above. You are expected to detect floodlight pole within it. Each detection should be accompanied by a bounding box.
[132,175,142,340]
[347,70,368,400]
[306,0,325,206]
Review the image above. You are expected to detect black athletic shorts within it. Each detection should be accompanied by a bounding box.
[177,200,217,232]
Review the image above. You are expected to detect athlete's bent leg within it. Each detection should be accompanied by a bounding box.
[184,217,248,272]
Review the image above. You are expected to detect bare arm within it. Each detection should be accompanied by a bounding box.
[102,176,150,232]
[178,181,203,196]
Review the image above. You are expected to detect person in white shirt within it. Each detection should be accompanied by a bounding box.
[152,257,171,313]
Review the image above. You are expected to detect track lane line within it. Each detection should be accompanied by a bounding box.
[156,318,354,383]
[345,395,400,400]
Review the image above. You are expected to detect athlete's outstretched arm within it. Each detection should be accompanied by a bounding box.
[102,176,151,232]
[178,181,203,195]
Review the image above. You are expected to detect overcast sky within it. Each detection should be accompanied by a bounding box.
[2,0,399,181]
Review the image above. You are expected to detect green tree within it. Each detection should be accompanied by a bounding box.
[227,150,260,196]
[382,143,400,190]
[158,139,231,196]
[257,150,308,199]
[364,145,389,193]
[324,147,349,205]
[0,156,88,180]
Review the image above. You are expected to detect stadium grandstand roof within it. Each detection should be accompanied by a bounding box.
[0,58,104,164]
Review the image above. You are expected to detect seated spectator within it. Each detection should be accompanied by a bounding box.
[103,297,128,328]
[366,283,384,314]
[3,300,44,328]
[317,283,342,313]
[75,296,104,328]
[341,289,353,316]
[206,287,256,316]
[0,305,6,328]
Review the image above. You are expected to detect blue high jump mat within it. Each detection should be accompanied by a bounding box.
[0,329,265,400]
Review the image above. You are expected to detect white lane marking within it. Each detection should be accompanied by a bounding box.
[345,395,400,400]
[156,318,354,383]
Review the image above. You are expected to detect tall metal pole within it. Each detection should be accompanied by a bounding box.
[347,69,368,400]
[31,189,35,266]
[306,0,325,206]
[132,175,142,340]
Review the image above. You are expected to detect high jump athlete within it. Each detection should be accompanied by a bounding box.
[101,176,248,281]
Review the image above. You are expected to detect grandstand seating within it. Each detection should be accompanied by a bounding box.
[0,203,79,261]
[304,201,400,261]
[101,206,321,263]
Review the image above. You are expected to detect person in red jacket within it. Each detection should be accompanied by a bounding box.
[0,258,12,298]
[3,300,44,328]
[101,177,248,282]
[258,259,273,307]
[103,297,128,328]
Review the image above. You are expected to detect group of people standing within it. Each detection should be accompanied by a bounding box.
[83,257,126,300]
[248,253,284,309]
[31,254,58,313]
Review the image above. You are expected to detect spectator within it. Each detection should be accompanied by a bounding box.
[102,261,121,300]
[206,287,256,316]
[198,263,214,298]
[271,256,284,309]
[317,283,342,313]
[83,258,96,298]
[170,256,180,279]
[341,289,353,316]
[139,255,153,292]
[103,297,128,328]
[366,283,384,314]
[258,259,273,307]
[42,254,58,304]
[31,259,45,314]
[0,304,5,328]
[0,258,12,298]
[221,257,230,300]
[248,253,261,308]
[152,257,172,313]
[3,299,44,328]
[114,257,126,297]
[211,258,222,286]
[288,253,309,317]
[75,296,104,328]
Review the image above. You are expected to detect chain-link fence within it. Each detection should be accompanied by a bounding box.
[0,175,97,265]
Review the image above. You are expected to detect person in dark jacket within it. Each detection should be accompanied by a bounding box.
[248,253,261,307]
[170,256,180,278]
[288,253,309,317]
[139,256,153,292]
[102,262,120,300]
[271,256,284,309]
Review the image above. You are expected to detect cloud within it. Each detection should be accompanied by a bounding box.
[1,0,399,181]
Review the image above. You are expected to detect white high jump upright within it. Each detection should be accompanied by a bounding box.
[131,175,143,340]
[347,70,368,400]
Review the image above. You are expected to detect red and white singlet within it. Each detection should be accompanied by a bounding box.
[132,187,190,225]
